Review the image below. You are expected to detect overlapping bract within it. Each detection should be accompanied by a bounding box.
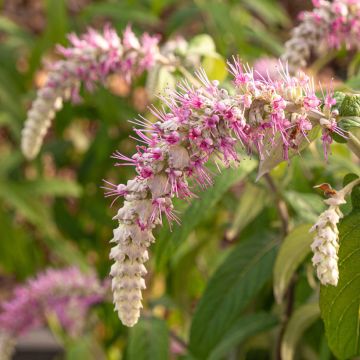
[0,267,106,337]
[21,25,161,159]
[282,0,360,71]
[107,60,341,326]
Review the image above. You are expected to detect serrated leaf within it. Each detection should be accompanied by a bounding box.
[281,303,320,360]
[320,208,360,359]
[339,94,360,117]
[273,224,313,303]
[155,159,257,269]
[127,317,169,360]
[208,313,278,360]
[189,232,278,359]
[332,91,346,112]
[338,116,360,131]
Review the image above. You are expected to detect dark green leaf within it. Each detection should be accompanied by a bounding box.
[320,207,360,359]
[189,232,278,359]
[127,317,169,360]
[208,313,278,360]
[339,94,360,117]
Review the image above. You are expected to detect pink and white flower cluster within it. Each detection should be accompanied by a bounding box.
[282,0,360,71]
[0,267,106,338]
[107,60,342,326]
[21,25,161,160]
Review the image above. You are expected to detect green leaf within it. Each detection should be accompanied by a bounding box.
[155,159,257,269]
[208,313,278,360]
[24,179,83,197]
[339,94,360,117]
[283,190,326,223]
[187,34,216,56]
[338,116,360,131]
[0,181,87,268]
[273,224,313,303]
[202,54,227,82]
[281,303,320,360]
[189,232,278,359]
[320,207,360,359]
[127,317,169,360]
[226,183,270,241]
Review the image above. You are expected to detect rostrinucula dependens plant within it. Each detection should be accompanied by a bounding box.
[282,0,360,71]
[21,25,170,160]
[106,60,344,326]
[0,267,106,358]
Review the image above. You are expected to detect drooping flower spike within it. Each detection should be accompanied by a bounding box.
[282,0,360,71]
[310,178,360,286]
[0,267,106,340]
[21,25,162,160]
[107,59,342,327]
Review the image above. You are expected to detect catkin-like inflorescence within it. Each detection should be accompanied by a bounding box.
[106,60,343,326]
[282,0,360,71]
[310,204,343,286]
[310,178,360,286]
[21,25,161,159]
[0,267,106,337]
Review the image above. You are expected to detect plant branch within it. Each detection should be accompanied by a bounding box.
[263,174,296,360]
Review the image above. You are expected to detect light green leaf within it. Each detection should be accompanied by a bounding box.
[208,313,278,360]
[339,94,360,117]
[273,224,313,303]
[127,317,169,360]
[188,34,216,56]
[189,232,278,359]
[226,183,270,241]
[202,54,228,82]
[281,303,320,360]
[320,207,360,359]
[283,191,325,223]
[338,116,360,131]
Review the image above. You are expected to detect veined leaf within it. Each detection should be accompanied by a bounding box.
[208,313,278,360]
[127,317,169,360]
[339,94,360,117]
[281,303,320,360]
[273,224,313,303]
[320,208,360,359]
[189,232,278,359]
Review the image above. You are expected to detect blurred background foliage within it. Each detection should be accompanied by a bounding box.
[0,0,359,359]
